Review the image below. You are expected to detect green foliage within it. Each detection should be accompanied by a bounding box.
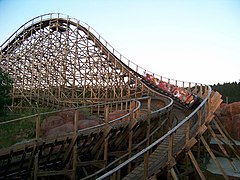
[0,68,12,115]
[211,81,240,103]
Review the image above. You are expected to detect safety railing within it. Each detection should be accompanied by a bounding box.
[0,14,206,110]
[0,13,213,179]
[0,96,172,149]
[96,86,212,179]
[1,13,205,91]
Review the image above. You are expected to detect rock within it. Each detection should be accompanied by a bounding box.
[40,116,65,135]
[41,109,128,138]
[217,102,240,140]
[232,114,240,140]
[57,109,87,122]
[221,102,240,116]
[43,119,101,137]
[78,119,100,129]
[45,122,74,137]
[108,110,129,122]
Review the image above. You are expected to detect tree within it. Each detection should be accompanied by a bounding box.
[211,82,240,103]
[0,68,12,115]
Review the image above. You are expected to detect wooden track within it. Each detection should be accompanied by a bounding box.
[122,108,188,179]
[1,13,239,179]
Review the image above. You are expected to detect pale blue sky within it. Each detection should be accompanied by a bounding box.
[0,0,239,84]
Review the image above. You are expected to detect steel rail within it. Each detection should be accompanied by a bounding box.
[96,85,212,179]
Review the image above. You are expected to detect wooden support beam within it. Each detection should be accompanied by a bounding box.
[104,105,109,162]
[187,150,206,180]
[213,118,240,160]
[185,137,197,152]
[143,151,149,179]
[77,160,107,168]
[170,167,179,180]
[34,154,38,180]
[63,135,78,165]
[177,167,195,179]
[198,124,207,137]
[37,170,73,177]
[207,125,231,160]
[144,97,151,179]
[35,114,40,140]
[200,136,229,180]
[72,145,77,180]
[128,101,134,173]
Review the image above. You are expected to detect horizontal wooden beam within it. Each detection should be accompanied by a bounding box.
[77,160,107,168]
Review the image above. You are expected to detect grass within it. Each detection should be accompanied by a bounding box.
[0,107,55,148]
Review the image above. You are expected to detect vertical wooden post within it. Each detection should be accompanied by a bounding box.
[104,105,109,162]
[167,134,173,180]
[36,114,40,141]
[34,153,38,180]
[74,109,79,136]
[186,120,190,145]
[147,97,151,145]
[143,97,151,179]
[135,66,138,98]
[117,160,122,180]
[72,109,78,179]
[167,109,174,180]
[72,145,77,180]
[128,101,133,173]
[199,84,203,97]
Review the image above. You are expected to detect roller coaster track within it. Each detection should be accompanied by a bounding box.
[0,13,240,179]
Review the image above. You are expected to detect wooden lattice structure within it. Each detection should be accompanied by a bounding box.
[0,13,151,110]
[0,13,239,180]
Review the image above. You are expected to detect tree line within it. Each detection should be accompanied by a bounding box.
[211,81,240,103]
[0,66,239,114]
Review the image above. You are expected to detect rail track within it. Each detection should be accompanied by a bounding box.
[0,13,239,179]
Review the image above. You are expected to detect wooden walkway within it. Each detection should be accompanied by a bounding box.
[123,109,187,179]
[1,14,239,180]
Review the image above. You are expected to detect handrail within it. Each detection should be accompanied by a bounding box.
[0,13,204,88]
[96,85,212,179]
[0,13,213,179]
[0,96,172,139]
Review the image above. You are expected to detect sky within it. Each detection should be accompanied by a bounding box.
[0,0,239,85]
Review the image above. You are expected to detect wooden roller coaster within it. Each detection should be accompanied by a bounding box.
[0,13,239,179]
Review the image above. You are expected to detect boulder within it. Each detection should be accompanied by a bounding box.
[77,119,100,129]
[43,119,101,137]
[57,109,87,122]
[41,109,128,138]
[40,116,65,135]
[217,102,240,140]
[45,122,74,137]
[108,110,129,122]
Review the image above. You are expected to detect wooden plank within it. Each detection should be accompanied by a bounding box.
[198,124,207,136]
[143,151,149,179]
[38,170,73,176]
[213,118,240,159]
[187,150,206,180]
[72,146,77,180]
[77,160,107,167]
[207,126,230,159]
[200,136,229,180]
[185,137,197,152]
[34,154,38,180]
[170,167,179,180]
